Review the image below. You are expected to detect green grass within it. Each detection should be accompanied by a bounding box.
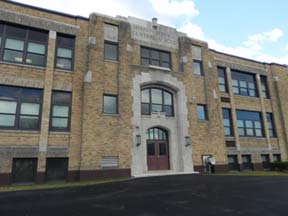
[214,171,288,176]
[0,178,129,192]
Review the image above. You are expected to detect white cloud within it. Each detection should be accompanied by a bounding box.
[149,0,199,16]
[178,22,204,40]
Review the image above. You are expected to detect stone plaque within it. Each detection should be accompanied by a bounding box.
[128,17,179,49]
[104,24,118,42]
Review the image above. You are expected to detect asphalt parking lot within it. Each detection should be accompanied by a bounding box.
[0,174,288,216]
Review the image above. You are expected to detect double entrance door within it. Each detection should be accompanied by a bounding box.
[147,140,170,170]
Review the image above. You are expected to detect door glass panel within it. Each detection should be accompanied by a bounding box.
[159,143,167,155]
[147,143,155,155]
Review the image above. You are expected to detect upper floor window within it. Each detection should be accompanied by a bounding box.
[0,23,48,67]
[266,112,276,138]
[231,70,257,97]
[222,108,233,136]
[103,94,118,115]
[197,104,208,121]
[141,88,174,117]
[140,47,171,69]
[55,34,75,70]
[193,60,204,76]
[218,67,228,93]
[104,24,118,62]
[0,85,43,130]
[260,76,270,99]
[50,91,72,131]
[236,110,263,137]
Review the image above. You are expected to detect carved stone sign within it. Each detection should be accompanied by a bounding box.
[128,17,179,49]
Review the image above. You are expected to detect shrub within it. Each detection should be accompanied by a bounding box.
[271,161,288,171]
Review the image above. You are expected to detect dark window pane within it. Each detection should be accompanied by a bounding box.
[52,92,71,104]
[141,58,149,65]
[104,42,118,61]
[0,24,3,34]
[141,48,149,58]
[147,143,155,155]
[161,52,170,62]
[12,158,37,183]
[151,59,160,66]
[21,88,43,102]
[141,103,150,115]
[151,50,160,60]
[19,116,39,129]
[151,104,162,112]
[57,35,75,47]
[103,95,117,114]
[164,92,172,105]
[140,47,171,68]
[0,86,19,100]
[6,25,26,39]
[26,53,45,66]
[161,62,170,68]
[3,50,23,63]
[159,143,167,155]
[46,158,68,182]
[164,105,173,117]
[28,29,48,42]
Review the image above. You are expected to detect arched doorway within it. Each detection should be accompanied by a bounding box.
[146,127,170,170]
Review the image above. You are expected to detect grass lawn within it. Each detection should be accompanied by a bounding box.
[0,178,129,192]
[214,171,288,176]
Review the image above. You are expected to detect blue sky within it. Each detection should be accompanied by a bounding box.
[12,0,288,64]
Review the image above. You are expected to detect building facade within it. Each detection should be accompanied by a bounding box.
[0,1,287,185]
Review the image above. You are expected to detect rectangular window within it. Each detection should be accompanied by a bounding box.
[218,67,228,92]
[0,85,42,130]
[12,158,38,183]
[193,60,203,76]
[197,104,208,121]
[236,110,263,137]
[231,70,257,97]
[104,41,118,61]
[103,94,118,115]
[261,154,271,170]
[242,155,253,170]
[227,155,239,171]
[55,34,75,70]
[260,76,269,99]
[0,23,48,66]
[273,154,281,162]
[222,108,233,136]
[140,47,171,69]
[50,91,72,131]
[266,112,276,138]
[45,158,68,182]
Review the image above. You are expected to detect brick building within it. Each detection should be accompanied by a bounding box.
[0,0,287,185]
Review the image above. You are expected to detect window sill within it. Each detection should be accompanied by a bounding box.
[0,129,40,134]
[104,59,119,64]
[148,65,171,72]
[54,68,74,73]
[49,131,70,135]
[102,113,120,117]
[0,61,45,70]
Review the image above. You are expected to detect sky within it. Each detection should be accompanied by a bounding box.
[11,0,288,64]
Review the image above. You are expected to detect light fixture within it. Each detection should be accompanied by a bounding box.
[136,134,141,147]
[185,136,191,147]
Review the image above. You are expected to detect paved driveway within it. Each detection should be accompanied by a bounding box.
[0,175,288,216]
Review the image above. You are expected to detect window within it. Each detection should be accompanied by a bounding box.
[103,94,118,114]
[273,154,281,162]
[231,70,257,97]
[266,113,276,138]
[50,91,72,131]
[227,155,239,171]
[55,34,75,70]
[0,23,48,66]
[222,108,233,136]
[140,47,171,69]
[141,88,174,117]
[218,67,228,92]
[0,85,42,130]
[242,155,253,170]
[12,158,37,183]
[197,104,208,121]
[236,110,263,137]
[193,60,203,76]
[261,154,271,170]
[260,76,269,99]
[104,41,118,61]
[45,158,68,182]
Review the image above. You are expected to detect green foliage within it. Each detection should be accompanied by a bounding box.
[271,161,288,171]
